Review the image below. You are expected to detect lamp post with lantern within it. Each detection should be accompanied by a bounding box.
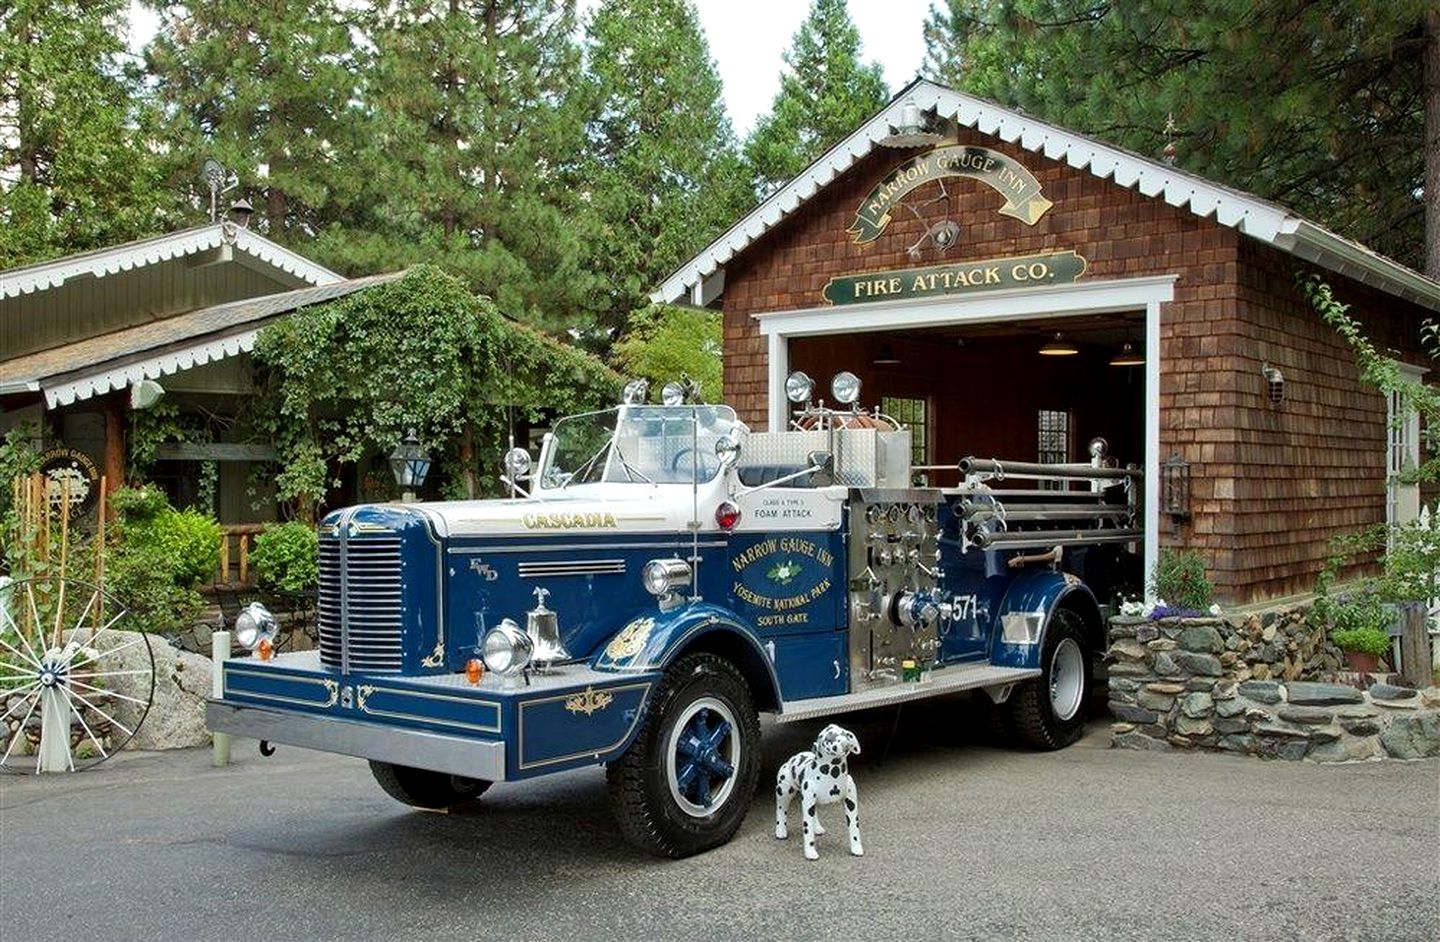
[389,429,432,502]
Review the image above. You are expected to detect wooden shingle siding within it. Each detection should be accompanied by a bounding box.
[719,125,1432,603]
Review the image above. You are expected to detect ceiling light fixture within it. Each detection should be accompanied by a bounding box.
[1038,332,1079,356]
[1109,341,1144,367]
[872,344,901,365]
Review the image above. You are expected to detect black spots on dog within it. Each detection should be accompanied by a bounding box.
[844,797,856,812]
[830,785,840,797]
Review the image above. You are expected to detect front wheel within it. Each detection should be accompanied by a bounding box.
[1006,608,1091,750]
[369,761,491,809]
[607,653,760,858]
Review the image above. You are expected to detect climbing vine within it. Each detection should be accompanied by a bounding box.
[1300,274,1437,487]
[251,266,621,520]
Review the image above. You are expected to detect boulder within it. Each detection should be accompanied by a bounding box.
[76,629,212,751]
[1180,692,1214,718]
[1368,682,1418,702]
[1109,703,1159,724]
[1178,625,1225,654]
[1277,706,1337,726]
[1378,713,1440,760]
[1238,680,1282,704]
[1113,731,1172,752]
[1285,682,1363,707]
[1172,652,1223,676]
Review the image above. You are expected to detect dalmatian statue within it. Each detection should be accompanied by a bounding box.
[774,723,862,860]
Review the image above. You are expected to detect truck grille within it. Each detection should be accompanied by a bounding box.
[318,535,404,673]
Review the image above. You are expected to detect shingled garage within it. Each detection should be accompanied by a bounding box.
[654,79,1440,605]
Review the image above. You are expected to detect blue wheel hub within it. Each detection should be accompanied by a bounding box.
[666,697,739,816]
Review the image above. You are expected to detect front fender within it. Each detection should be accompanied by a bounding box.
[989,569,1100,670]
[590,601,783,710]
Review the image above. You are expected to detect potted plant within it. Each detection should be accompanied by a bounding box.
[1327,592,1392,673]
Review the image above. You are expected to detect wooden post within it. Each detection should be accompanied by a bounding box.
[218,535,230,587]
[1396,601,1431,688]
[103,393,125,501]
[238,533,250,587]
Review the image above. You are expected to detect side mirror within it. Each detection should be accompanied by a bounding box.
[808,450,835,486]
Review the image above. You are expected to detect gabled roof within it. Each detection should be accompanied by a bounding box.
[653,79,1440,313]
[0,272,402,407]
[0,222,341,300]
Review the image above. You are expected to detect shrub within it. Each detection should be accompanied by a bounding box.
[1152,549,1214,612]
[107,486,221,636]
[250,521,319,593]
[1330,626,1391,657]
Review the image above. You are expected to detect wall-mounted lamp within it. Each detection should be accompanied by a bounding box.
[1262,363,1284,404]
[1162,454,1191,527]
[872,344,901,366]
[1038,332,1079,356]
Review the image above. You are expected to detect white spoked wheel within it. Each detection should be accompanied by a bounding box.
[0,578,155,774]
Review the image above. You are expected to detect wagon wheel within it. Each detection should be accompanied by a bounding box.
[0,577,156,774]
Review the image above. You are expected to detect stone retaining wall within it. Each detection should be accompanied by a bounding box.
[1108,613,1440,761]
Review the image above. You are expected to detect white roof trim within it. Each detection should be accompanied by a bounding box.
[652,80,1440,313]
[42,329,260,409]
[1,223,341,300]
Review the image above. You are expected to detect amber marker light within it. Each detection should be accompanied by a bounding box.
[257,637,274,661]
[466,658,485,686]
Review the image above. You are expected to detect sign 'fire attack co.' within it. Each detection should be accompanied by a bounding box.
[823,250,1088,306]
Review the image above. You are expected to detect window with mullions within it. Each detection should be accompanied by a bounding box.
[882,396,929,467]
[1038,409,1071,489]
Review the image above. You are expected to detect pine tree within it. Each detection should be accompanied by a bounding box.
[581,0,754,326]
[744,0,890,197]
[0,0,176,266]
[318,0,600,332]
[923,0,1432,274]
[144,1,362,239]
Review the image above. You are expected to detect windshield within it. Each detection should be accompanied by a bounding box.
[541,405,739,487]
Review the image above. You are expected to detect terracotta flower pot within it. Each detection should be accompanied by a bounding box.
[1343,650,1379,673]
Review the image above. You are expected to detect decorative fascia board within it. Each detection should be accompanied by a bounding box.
[42,329,261,409]
[3,227,226,299]
[2,224,342,300]
[652,80,1440,314]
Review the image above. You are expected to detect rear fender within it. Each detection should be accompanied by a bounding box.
[591,601,782,712]
[989,569,1102,670]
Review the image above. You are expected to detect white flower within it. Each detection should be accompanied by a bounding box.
[1208,603,1222,616]
[1119,600,1146,616]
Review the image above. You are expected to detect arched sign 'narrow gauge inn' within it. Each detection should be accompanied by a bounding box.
[655,80,1439,605]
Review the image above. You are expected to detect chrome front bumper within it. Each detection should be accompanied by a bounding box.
[206,700,508,782]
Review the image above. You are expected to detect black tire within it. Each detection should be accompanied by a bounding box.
[606,653,761,858]
[368,761,491,809]
[1006,608,1091,750]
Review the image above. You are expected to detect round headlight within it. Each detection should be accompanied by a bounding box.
[830,371,861,405]
[642,558,691,597]
[785,371,814,404]
[503,446,531,479]
[234,602,278,651]
[661,381,685,406]
[621,378,649,405]
[482,618,533,675]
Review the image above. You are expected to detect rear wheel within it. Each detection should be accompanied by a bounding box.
[607,653,760,858]
[1006,608,1090,750]
[368,760,491,809]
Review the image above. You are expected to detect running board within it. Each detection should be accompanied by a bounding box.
[775,664,1041,724]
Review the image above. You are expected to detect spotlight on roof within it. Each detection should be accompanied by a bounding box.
[879,99,945,148]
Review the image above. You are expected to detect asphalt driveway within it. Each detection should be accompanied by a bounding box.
[2,699,1436,942]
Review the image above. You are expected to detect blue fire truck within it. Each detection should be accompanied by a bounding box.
[208,372,1139,857]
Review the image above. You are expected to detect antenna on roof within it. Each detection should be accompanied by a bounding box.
[201,159,240,222]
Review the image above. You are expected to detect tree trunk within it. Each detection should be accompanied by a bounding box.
[1425,8,1440,279]
[460,421,478,499]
